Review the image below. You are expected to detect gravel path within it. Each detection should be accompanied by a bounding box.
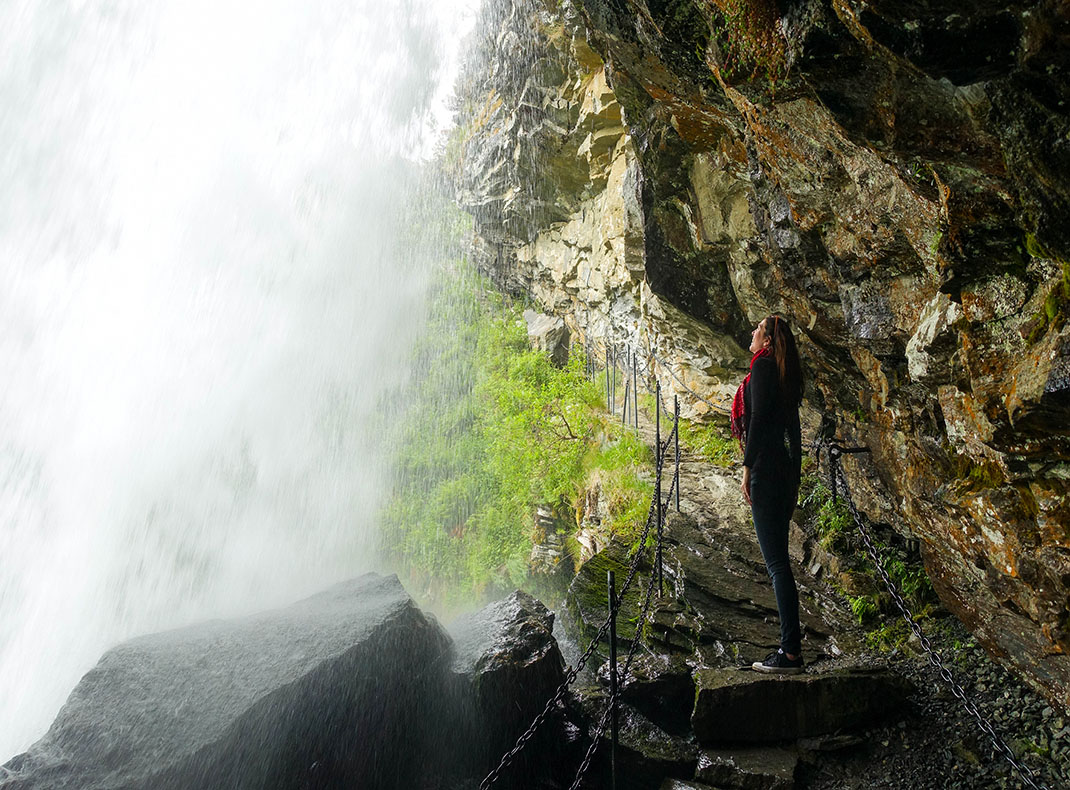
[802,617,1068,789]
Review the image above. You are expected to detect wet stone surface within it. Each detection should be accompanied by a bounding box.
[697,747,799,790]
[0,574,452,790]
[691,667,912,744]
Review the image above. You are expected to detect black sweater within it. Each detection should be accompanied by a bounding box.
[743,355,802,485]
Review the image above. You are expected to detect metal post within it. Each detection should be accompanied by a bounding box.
[607,570,618,790]
[612,346,620,415]
[633,353,638,430]
[655,381,663,597]
[829,446,838,503]
[674,394,680,513]
[605,346,611,413]
[621,380,629,425]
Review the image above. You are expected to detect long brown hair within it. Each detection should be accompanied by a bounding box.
[765,314,802,406]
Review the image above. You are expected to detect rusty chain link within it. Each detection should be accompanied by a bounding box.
[817,439,1050,790]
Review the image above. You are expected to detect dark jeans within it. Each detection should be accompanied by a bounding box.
[750,469,801,656]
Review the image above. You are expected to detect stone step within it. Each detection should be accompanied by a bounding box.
[696,747,799,790]
[692,667,912,744]
[659,780,723,790]
[571,687,698,789]
[596,651,695,736]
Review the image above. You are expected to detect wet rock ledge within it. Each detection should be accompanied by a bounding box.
[6,572,1064,789]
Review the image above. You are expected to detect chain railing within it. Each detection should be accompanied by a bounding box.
[568,439,680,790]
[814,438,1051,790]
[568,528,665,789]
[587,332,733,425]
[479,417,679,790]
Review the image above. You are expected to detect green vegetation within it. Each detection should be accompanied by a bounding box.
[639,392,736,467]
[379,264,652,607]
[1023,234,1070,344]
[800,473,938,651]
[586,429,655,550]
[805,481,852,551]
[677,414,736,467]
[708,0,787,86]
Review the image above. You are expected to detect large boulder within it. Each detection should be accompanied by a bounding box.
[598,652,695,736]
[449,590,566,751]
[523,309,571,366]
[571,686,699,790]
[565,540,651,643]
[0,574,451,790]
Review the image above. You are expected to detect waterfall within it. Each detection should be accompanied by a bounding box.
[0,0,475,759]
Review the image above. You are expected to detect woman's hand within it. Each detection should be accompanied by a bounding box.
[741,466,752,505]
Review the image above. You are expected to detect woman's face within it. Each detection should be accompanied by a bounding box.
[749,318,769,354]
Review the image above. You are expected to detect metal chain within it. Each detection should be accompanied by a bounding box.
[480,418,673,789]
[818,440,1050,790]
[659,421,677,459]
[569,518,665,790]
[646,346,731,416]
[588,329,731,418]
[477,611,613,790]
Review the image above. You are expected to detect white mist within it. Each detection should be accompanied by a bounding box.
[0,0,475,758]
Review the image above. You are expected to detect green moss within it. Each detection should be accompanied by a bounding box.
[1024,232,1053,260]
[929,230,943,256]
[950,453,1005,492]
[565,544,646,641]
[863,619,911,651]
[798,473,937,652]
[709,0,787,87]
[1022,239,1069,344]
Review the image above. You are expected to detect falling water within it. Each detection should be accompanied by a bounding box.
[0,0,475,758]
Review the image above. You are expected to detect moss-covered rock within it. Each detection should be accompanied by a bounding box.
[565,540,652,643]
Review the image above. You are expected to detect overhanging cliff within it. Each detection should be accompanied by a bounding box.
[450,0,1070,708]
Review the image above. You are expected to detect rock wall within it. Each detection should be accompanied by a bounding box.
[452,0,1070,707]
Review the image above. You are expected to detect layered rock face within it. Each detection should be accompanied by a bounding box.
[453,0,1070,706]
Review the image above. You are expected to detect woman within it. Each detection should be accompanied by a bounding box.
[731,314,804,673]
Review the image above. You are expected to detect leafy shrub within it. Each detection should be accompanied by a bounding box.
[798,469,938,651]
[379,264,652,606]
